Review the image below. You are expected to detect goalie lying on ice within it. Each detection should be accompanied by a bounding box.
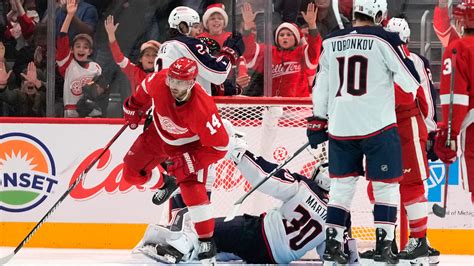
[133,129,358,264]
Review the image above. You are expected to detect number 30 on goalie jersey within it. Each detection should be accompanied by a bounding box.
[237,152,331,263]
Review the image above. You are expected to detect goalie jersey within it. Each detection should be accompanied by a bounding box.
[312,26,420,138]
[237,151,328,263]
[156,34,232,95]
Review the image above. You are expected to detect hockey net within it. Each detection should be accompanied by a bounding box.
[211,96,405,254]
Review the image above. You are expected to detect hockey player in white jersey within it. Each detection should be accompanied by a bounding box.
[306,0,421,264]
[155,6,245,95]
[135,134,358,264]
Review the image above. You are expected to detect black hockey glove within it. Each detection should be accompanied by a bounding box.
[426,131,439,161]
[221,33,245,64]
[306,116,328,149]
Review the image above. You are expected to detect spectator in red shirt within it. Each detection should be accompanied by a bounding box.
[242,2,321,97]
[105,15,160,94]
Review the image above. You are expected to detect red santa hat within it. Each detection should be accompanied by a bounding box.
[202,3,228,29]
[275,22,302,45]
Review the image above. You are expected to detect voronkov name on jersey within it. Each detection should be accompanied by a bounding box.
[331,39,374,52]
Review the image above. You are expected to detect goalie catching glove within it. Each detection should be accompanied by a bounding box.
[306,116,328,149]
[123,96,143,129]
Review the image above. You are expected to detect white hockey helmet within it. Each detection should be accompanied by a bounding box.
[385,17,411,43]
[353,0,388,25]
[310,162,331,192]
[168,6,200,35]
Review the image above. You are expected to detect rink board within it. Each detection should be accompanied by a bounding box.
[1,118,473,255]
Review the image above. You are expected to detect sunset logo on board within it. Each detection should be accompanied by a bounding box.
[0,132,58,212]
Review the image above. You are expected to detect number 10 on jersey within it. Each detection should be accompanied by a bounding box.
[336,55,368,97]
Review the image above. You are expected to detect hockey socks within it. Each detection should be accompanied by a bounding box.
[180,180,214,238]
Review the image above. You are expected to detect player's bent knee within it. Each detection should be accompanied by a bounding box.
[400,182,426,204]
[373,181,399,205]
[179,180,209,206]
[122,165,148,186]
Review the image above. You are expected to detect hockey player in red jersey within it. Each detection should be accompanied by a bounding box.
[133,128,359,264]
[121,57,229,263]
[435,0,474,205]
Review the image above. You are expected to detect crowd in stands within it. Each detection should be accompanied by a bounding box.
[0,0,452,118]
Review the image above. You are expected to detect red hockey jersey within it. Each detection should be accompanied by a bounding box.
[439,35,474,136]
[133,70,229,171]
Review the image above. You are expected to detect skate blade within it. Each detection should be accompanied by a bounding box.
[199,257,216,265]
[137,245,177,263]
[323,261,358,266]
[359,258,375,266]
[428,256,439,265]
[373,261,399,266]
[399,256,429,266]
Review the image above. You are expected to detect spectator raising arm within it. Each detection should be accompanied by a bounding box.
[434,0,460,47]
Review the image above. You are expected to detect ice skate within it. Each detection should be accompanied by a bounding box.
[373,228,399,264]
[197,238,217,264]
[398,237,429,264]
[152,174,178,205]
[323,227,349,264]
[360,230,398,261]
[427,244,440,264]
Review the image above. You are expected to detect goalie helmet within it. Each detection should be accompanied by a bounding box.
[453,0,474,29]
[310,162,331,192]
[168,6,200,35]
[385,18,411,43]
[353,0,388,25]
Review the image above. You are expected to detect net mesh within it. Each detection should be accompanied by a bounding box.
[212,99,403,251]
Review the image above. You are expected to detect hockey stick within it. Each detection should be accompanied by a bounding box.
[224,141,310,222]
[230,0,238,89]
[331,0,344,30]
[432,48,457,218]
[0,123,129,264]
